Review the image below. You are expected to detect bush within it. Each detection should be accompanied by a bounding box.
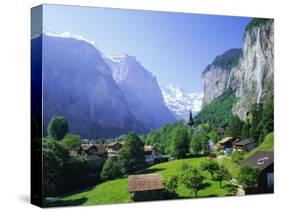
[231,151,244,163]
[181,162,191,172]
[213,165,231,188]
[47,116,69,141]
[225,184,238,195]
[238,165,260,192]
[201,160,219,179]
[164,175,179,193]
[61,156,93,192]
[100,157,123,180]
[61,134,81,150]
[208,130,220,143]
[42,139,69,197]
[43,139,96,196]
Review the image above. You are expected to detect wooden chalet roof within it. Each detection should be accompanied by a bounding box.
[80,144,106,155]
[234,138,255,146]
[242,151,273,171]
[144,145,154,152]
[107,141,122,147]
[218,137,236,145]
[128,174,164,192]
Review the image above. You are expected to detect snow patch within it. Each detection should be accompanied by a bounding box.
[160,84,203,120]
[44,29,96,47]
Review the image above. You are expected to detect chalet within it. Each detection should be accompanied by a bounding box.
[241,151,273,193]
[144,146,156,165]
[107,141,123,157]
[107,141,123,152]
[218,137,239,154]
[78,143,107,166]
[234,138,257,151]
[154,155,169,164]
[128,174,164,201]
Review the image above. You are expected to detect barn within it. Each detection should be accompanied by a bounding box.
[128,174,164,201]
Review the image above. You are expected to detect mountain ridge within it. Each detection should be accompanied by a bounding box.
[32,34,148,138]
[160,84,203,120]
[32,33,176,138]
[106,54,176,130]
[201,18,274,120]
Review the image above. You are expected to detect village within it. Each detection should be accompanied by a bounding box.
[43,110,273,205]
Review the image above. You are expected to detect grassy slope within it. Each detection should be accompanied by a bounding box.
[56,157,232,206]
[219,157,240,178]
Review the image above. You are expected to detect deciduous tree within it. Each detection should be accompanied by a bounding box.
[201,160,219,179]
[213,165,231,188]
[181,166,206,198]
[238,165,260,193]
[119,132,145,174]
[100,157,123,180]
[47,116,69,141]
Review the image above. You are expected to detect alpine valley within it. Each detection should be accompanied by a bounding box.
[31,19,273,139]
[32,8,275,206]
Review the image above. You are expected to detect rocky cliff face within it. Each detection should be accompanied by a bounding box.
[106,55,176,130]
[201,49,242,106]
[37,34,147,138]
[202,19,274,120]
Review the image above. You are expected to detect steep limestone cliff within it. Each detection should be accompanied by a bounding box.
[232,19,274,119]
[201,19,274,120]
[202,48,242,106]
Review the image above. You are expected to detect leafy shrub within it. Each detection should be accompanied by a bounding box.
[61,134,81,150]
[231,150,244,163]
[181,166,206,198]
[100,157,123,180]
[47,116,69,141]
[213,165,231,188]
[238,165,260,191]
[201,159,219,179]
[164,175,179,193]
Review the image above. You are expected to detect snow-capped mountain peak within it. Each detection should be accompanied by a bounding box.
[44,29,96,47]
[160,84,203,120]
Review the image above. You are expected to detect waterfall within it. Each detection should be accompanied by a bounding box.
[226,70,233,89]
[255,28,263,103]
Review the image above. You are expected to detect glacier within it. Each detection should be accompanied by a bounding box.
[160,84,203,120]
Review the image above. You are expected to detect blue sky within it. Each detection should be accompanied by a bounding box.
[42,4,252,92]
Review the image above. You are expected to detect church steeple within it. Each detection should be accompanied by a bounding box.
[187,109,194,126]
